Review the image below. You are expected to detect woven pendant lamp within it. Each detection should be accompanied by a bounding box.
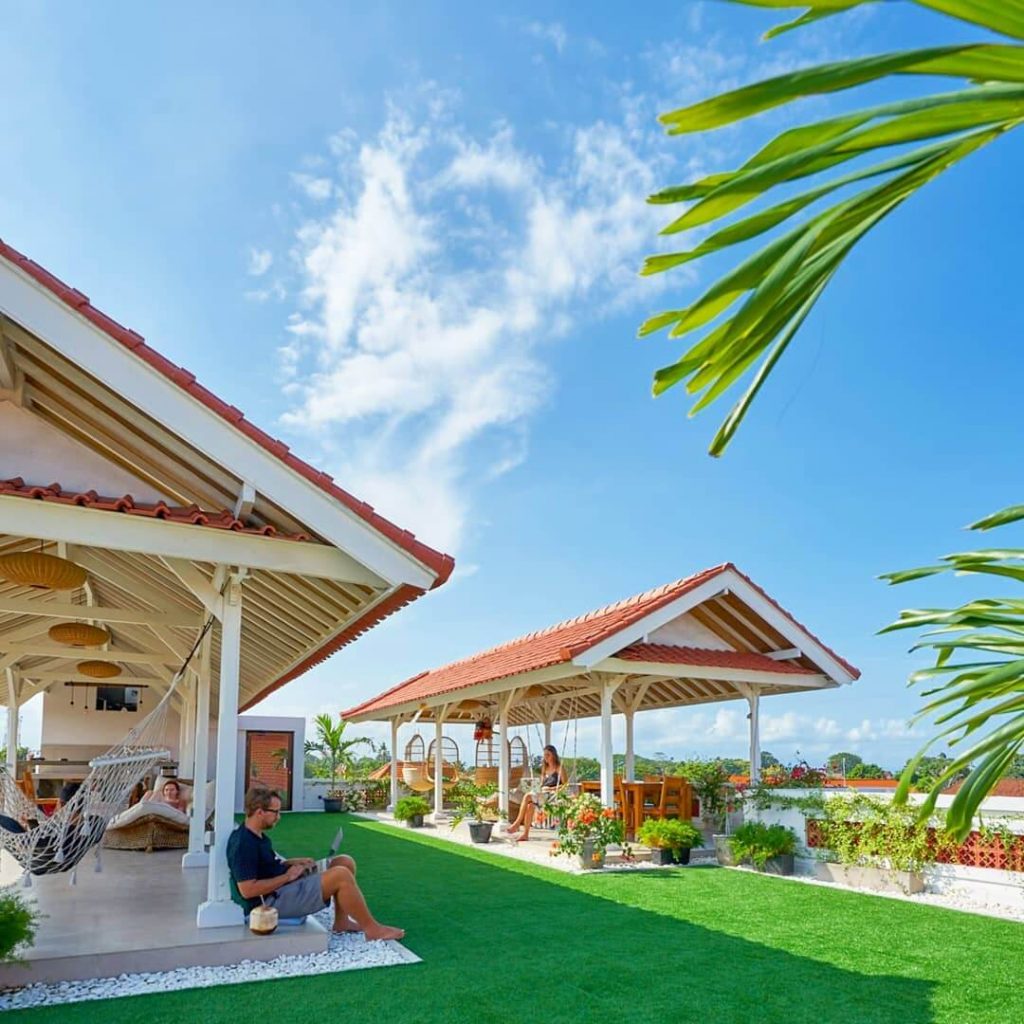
[77,660,122,679]
[49,622,110,647]
[0,551,88,590]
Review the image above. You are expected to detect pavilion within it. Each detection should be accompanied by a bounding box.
[0,238,453,932]
[344,564,859,816]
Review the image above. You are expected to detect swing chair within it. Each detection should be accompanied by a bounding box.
[402,733,461,793]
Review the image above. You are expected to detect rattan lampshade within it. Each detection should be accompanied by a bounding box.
[0,551,88,590]
[48,622,110,647]
[77,660,122,679]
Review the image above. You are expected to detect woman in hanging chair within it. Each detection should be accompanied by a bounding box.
[504,745,566,842]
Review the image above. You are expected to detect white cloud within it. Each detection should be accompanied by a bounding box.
[247,248,273,276]
[846,717,919,743]
[276,90,674,553]
[291,173,333,201]
[525,21,568,54]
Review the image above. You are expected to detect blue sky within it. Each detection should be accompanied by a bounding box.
[3,2,1022,769]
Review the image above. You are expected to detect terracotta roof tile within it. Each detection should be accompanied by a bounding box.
[343,564,859,719]
[615,643,818,675]
[343,566,732,718]
[0,238,454,588]
[0,478,309,540]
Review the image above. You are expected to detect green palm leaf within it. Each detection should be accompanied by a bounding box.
[642,3,1024,452]
[641,1,1024,836]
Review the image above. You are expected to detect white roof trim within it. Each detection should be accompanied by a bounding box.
[0,259,436,590]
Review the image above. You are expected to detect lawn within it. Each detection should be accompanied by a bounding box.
[10,812,1023,1024]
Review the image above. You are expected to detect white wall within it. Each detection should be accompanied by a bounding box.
[648,612,732,649]
[41,683,180,751]
[752,788,1024,908]
[0,401,169,501]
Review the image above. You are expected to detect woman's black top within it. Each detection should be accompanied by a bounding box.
[542,771,560,788]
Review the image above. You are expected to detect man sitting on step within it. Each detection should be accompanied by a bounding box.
[226,784,404,942]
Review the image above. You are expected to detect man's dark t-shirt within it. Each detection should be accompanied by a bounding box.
[226,825,286,911]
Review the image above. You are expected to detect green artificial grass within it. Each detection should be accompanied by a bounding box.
[10,812,1024,1024]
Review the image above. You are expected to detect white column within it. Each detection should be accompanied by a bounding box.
[197,573,244,928]
[5,669,19,777]
[183,632,212,868]
[498,701,510,817]
[387,717,400,812]
[432,715,446,822]
[748,688,761,786]
[624,708,635,783]
[543,718,552,750]
[599,680,614,806]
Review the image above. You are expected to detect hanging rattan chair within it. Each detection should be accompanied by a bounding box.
[426,736,460,791]
[474,735,499,788]
[401,734,433,793]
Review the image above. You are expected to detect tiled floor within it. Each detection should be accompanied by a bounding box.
[0,848,327,986]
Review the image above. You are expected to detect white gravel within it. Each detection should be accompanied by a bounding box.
[0,907,419,1012]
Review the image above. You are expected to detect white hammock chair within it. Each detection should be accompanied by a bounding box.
[0,616,214,887]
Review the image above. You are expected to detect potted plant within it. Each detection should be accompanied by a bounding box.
[394,795,430,828]
[450,782,499,843]
[304,713,369,813]
[728,821,798,875]
[636,818,703,865]
[549,792,623,869]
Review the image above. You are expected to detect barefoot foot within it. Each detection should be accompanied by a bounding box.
[364,922,405,941]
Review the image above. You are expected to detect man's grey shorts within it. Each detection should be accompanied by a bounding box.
[267,873,328,918]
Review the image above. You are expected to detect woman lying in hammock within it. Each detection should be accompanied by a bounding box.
[503,744,566,843]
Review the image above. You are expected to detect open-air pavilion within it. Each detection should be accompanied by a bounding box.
[345,563,860,819]
[0,239,451,981]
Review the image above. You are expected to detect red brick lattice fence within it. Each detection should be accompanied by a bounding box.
[804,819,1024,872]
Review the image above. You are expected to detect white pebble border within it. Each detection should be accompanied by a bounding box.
[0,907,419,1012]
[732,863,1024,923]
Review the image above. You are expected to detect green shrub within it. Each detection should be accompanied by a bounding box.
[449,782,498,828]
[636,817,702,851]
[0,892,37,963]
[729,821,797,869]
[393,795,431,821]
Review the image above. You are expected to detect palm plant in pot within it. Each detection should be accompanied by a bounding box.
[636,818,703,866]
[305,713,369,812]
[449,782,499,843]
[394,795,430,828]
[728,822,798,875]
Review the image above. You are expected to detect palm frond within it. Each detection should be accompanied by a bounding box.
[642,1,1024,455]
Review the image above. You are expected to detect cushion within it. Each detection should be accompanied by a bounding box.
[109,799,190,831]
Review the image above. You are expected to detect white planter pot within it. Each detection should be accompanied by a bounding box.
[814,861,925,895]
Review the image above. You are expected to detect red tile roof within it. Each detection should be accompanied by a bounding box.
[344,566,724,718]
[0,478,311,540]
[0,238,454,588]
[615,643,818,675]
[344,564,858,719]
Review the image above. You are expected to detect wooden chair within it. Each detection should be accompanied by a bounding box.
[650,776,692,821]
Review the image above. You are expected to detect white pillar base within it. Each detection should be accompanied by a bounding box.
[430,810,450,825]
[181,850,210,870]
[196,899,245,929]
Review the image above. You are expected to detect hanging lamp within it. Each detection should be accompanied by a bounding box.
[48,623,110,647]
[77,660,121,679]
[0,550,87,590]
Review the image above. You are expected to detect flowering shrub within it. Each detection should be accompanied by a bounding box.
[760,759,827,789]
[548,792,623,860]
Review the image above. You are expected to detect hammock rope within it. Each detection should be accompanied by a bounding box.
[0,615,215,885]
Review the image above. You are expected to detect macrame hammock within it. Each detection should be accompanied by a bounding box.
[0,615,214,887]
